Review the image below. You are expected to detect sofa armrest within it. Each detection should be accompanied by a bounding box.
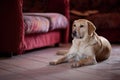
[0,0,24,54]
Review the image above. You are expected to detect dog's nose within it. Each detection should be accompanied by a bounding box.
[72,31,76,36]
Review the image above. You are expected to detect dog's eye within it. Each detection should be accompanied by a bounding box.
[80,25,84,28]
[73,24,76,27]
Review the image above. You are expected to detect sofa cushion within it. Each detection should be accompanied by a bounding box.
[24,15,50,34]
[23,13,68,34]
[42,13,68,30]
[24,13,68,31]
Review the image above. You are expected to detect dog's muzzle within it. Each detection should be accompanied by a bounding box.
[72,31,76,37]
[72,30,84,39]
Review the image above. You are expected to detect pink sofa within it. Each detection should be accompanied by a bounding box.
[0,0,70,56]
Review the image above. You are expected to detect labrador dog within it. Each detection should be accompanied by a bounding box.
[49,19,111,68]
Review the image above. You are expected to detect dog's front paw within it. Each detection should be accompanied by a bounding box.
[49,61,57,65]
[56,51,62,55]
[56,50,68,55]
[71,62,83,68]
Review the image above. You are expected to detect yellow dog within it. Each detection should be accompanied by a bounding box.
[50,19,111,68]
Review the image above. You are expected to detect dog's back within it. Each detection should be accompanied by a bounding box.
[95,36,111,62]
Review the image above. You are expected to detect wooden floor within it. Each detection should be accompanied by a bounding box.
[0,44,120,80]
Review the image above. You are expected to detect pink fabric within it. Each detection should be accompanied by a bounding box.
[24,15,50,34]
[43,13,68,30]
[24,13,68,32]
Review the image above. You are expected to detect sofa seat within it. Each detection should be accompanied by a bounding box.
[24,13,68,34]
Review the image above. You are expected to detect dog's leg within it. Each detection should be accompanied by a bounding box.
[71,56,97,68]
[49,56,67,65]
[56,50,68,55]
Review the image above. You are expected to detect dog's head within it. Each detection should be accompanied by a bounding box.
[72,19,96,39]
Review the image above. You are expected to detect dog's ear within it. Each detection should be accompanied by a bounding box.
[87,21,96,35]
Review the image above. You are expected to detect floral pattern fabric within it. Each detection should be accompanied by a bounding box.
[24,16,49,34]
[23,13,68,34]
